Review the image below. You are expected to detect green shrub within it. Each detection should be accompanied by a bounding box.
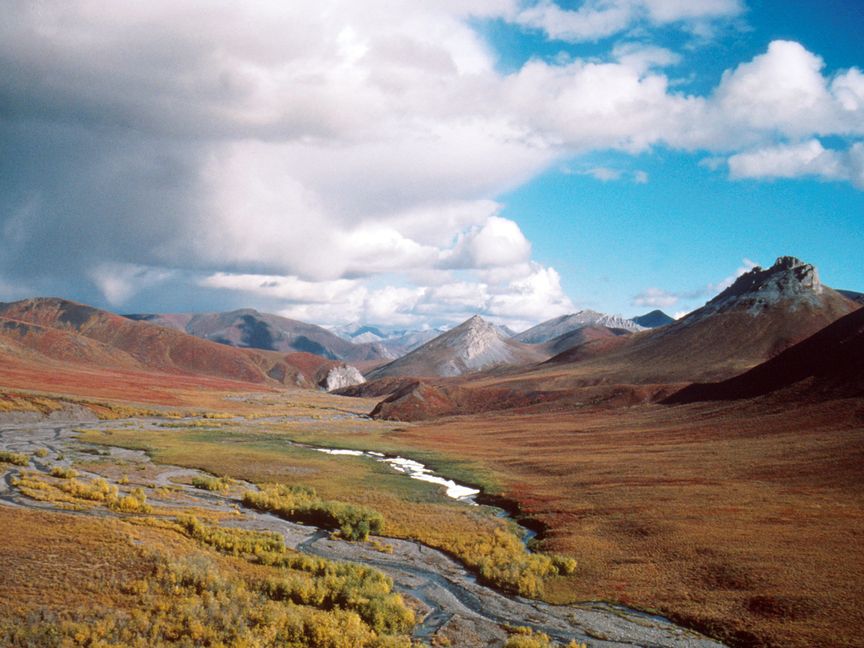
[50,466,79,479]
[191,475,229,491]
[243,484,385,541]
[0,451,28,466]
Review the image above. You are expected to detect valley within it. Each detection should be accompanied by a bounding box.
[0,257,862,647]
[0,410,726,648]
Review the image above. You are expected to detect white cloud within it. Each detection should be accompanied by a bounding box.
[728,140,864,188]
[632,287,680,308]
[88,263,174,306]
[0,2,862,328]
[514,0,742,43]
[584,167,623,181]
[634,170,649,183]
[440,216,532,269]
[613,42,681,74]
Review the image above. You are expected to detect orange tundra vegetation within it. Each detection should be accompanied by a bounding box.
[393,395,864,648]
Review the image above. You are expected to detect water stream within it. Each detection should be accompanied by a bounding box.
[0,418,728,647]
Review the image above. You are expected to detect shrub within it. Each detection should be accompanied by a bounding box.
[34,448,49,458]
[0,451,29,466]
[191,475,229,492]
[243,484,385,541]
[50,466,79,479]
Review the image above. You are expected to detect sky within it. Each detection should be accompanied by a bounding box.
[1,0,862,331]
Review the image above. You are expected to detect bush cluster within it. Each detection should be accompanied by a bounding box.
[243,485,385,541]
[191,474,230,491]
[0,451,29,466]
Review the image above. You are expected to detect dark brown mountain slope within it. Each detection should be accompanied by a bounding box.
[664,305,864,403]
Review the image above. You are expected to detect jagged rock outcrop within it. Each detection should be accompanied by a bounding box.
[688,256,825,320]
[320,364,366,391]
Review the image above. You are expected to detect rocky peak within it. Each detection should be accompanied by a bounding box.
[697,256,824,318]
[319,364,366,391]
[449,316,505,360]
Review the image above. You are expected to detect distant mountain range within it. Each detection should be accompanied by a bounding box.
[359,257,861,420]
[0,256,858,414]
[125,309,393,364]
[0,298,348,398]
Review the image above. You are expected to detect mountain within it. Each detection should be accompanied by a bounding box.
[126,309,393,363]
[367,315,547,379]
[664,306,864,404]
[632,310,675,328]
[839,289,864,305]
[513,310,644,345]
[1,299,273,383]
[543,256,859,383]
[0,298,357,402]
[543,324,633,356]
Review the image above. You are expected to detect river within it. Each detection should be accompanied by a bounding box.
[0,417,727,648]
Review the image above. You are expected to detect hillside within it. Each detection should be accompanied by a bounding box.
[367,315,547,379]
[665,306,864,403]
[0,298,347,397]
[539,256,859,383]
[127,309,392,363]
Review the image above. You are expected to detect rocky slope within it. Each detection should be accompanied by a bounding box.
[319,365,366,392]
[367,316,546,379]
[543,256,859,383]
[513,310,644,345]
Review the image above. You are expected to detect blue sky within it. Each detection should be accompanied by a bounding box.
[0,1,862,329]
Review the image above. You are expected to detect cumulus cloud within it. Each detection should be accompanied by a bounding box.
[440,216,532,269]
[728,140,864,188]
[0,2,861,327]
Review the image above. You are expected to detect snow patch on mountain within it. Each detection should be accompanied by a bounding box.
[514,310,644,344]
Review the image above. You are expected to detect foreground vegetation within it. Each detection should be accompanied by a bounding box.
[0,504,414,647]
[80,423,579,597]
[243,484,386,541]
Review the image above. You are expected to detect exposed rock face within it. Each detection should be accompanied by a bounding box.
[514,310,644,344]
[691,256,825,320]
[320,364,366,391]
[367,315,545,379]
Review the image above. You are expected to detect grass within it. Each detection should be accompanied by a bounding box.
[243,484,386,541]
[191,474,231,491]
[0,506,414,647]
[77,422,576,596]
[49,465,78,479]
[394,396,864,648]
[12,472,152,514]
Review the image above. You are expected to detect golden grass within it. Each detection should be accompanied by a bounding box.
[0,506,414,647]
[392,397,864,648]
[78,422,572,596]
